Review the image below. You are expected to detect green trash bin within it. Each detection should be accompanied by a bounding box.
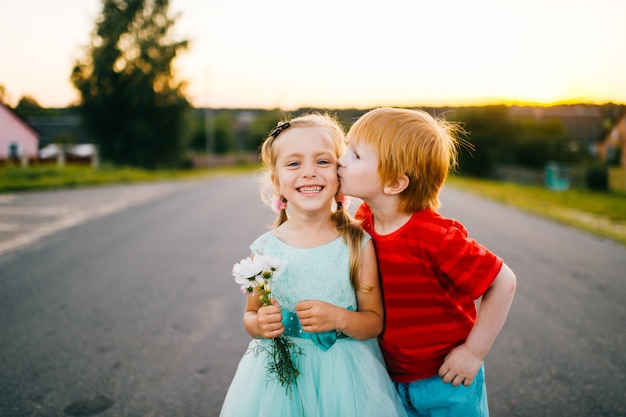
[545,162,570,191]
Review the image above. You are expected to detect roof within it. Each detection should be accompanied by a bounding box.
[0,102,40,137]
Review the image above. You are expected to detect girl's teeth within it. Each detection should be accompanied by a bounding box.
[299,186,322,193]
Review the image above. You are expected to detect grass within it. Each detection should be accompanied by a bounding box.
[447,175,626,246]
[1,164,625,246]
[0,163,258,193]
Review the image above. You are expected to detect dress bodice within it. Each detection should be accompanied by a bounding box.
[250,232,359,312]
[221,231,408,417]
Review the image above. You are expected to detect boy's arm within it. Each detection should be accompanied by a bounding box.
[438,263,517,386]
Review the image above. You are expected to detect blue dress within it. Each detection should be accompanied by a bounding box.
[220,232,407,417]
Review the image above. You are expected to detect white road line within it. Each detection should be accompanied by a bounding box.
[0,182,200,256]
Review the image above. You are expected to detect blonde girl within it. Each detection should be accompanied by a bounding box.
[220,113,407,417]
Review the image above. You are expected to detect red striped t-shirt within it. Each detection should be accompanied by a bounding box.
[356,203,503,383]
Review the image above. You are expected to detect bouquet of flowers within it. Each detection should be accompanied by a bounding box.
[232,255,302,395]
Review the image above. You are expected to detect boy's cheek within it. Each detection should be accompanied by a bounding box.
[339,178,356,195]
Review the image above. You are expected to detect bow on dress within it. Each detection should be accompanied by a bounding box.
[281,307,353,351]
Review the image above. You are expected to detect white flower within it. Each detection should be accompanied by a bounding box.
[229,253,298,395]
[232,256,262,285]
[255,255,287,279]
[232,255,287,302]
[239,282,254,294]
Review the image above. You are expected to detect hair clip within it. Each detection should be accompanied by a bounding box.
[270,122,291,138]
[271,194,288,213]
[336,194,351,210]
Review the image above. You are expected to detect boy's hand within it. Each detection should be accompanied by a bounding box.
[438,344,482,386]
[257,298,284,339]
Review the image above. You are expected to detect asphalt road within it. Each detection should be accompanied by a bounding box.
[0,174,624,417]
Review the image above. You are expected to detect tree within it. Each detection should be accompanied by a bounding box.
[0,84,8,104]
[71,0,190,168]
[246,109,284,152]
[211,112,237,154]
[510,120,580,168]
[449,106,514,177]
[14,96,47,118]
[189,110,237,155]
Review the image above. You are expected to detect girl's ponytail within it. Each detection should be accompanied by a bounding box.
[332,196,371,292]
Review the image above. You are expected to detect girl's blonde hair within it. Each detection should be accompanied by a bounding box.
[260,113,368,291]
[347,107,462,212]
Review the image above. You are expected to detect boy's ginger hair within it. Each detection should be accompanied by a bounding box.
[347,107,462,213]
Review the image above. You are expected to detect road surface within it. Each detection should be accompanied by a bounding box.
[0,174,624,416]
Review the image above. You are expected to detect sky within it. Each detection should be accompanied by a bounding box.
[1,0,625,110]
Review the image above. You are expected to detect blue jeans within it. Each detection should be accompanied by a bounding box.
[394,363,488,417]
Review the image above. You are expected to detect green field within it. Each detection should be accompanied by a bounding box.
[447,175,626,246]
[0,164,256,193]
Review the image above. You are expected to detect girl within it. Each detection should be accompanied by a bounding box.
[220,113,407,416]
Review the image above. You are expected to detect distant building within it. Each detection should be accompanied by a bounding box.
[596,111,626,168]
[508,105,605,147]
[26,108,88,147]
[0,102,39,161]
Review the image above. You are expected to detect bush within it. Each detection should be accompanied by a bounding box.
[585,166,608,190]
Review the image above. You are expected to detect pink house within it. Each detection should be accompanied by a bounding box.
[0,102,39,160]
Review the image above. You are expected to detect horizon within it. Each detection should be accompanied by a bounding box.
[1,0,625,110]
[8,98,622,112]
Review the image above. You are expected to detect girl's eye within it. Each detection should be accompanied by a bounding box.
[353,152,360,160]
[317,159,330,165]
[286,161,300,167]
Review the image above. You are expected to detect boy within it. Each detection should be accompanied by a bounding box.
[338,108,516,417]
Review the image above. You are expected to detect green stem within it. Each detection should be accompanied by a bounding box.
[251,334,303,397]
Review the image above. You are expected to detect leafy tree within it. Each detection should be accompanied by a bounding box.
[189,113,207,153]
[189,111,237,155]
[212,112,237,154]
[510,120,578,168]
[0,84,8,104]
[246,109,284,152]
[71,0,190,168]
[14,96,48,118]
[448,106,513,177]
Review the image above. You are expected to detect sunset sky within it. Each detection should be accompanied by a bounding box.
[1,0,625,110]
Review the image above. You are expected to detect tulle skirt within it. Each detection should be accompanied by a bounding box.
[219,337,407,417]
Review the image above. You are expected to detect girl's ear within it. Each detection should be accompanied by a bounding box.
[271,174,280,192]
[383,174,409,195]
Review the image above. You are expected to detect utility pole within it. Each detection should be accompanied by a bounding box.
[204,69,214,166]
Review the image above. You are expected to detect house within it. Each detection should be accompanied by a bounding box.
[595,111,626,168]
[27,109,88,147]
[0,102,39,161]
[595,111,626,193]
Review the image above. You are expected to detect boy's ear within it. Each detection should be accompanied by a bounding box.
[383,174,409,195]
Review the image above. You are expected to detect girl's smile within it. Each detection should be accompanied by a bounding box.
[272,126,339,213]
[297,185,323,193]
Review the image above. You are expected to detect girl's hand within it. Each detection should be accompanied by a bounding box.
[295,299,341,333]
[256,298,284,339]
